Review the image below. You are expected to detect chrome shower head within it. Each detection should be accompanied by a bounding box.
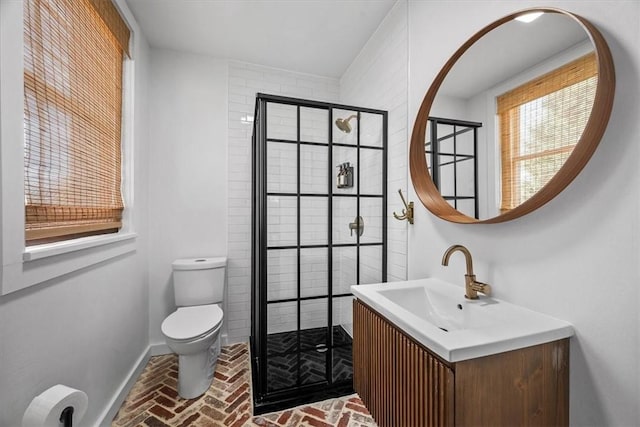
[335,114,357,133]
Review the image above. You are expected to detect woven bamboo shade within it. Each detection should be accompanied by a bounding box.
[24,0,129,244]
[498,53,597,212]
[88,0,131,57]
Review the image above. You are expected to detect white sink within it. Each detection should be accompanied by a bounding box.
[351,278,574,362]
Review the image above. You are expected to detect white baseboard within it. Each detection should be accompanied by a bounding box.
[150,342,172,356]
[96,346,151,427]
[96,334,241,426]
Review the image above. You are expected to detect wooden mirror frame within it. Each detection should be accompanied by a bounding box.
[410,7,615,224]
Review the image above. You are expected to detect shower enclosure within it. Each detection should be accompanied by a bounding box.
[251,93,387,413]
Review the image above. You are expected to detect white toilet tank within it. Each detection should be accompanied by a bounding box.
[172,257,227,307]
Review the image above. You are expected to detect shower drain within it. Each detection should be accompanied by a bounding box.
[315,344,328,353]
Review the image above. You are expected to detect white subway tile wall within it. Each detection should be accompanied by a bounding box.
[359,198,384,244]
[263,91,339,335]
[227,62,340,342]
[266,301,297,335]
[227,0,407,342]
[300,109,329,143]
[360,149,384,195]
[267,143,297,193]
[341,1,408,280]
[267,249,297,301]
[301,298,328,330]
[333,296,355,330]
[300,248,329,298]
[333,247,357,295]
[300,145,328,193]
[339,1,409,333]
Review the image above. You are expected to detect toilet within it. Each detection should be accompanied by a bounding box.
[161,257,226,399]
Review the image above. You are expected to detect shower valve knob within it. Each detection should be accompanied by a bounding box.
[349,216,364,237]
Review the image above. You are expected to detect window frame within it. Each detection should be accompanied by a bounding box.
[0,0,137,296]
[497,53,598,212]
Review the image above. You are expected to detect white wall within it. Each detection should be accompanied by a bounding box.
[408,1,640,425]
[147,49,228,347]
[0,0,151,425]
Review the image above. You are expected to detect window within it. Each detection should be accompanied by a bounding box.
[497,53,597,212]
[23,0,130,245]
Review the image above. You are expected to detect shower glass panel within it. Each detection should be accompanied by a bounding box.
[300,247,328,298]
[300,145,328,194]
[267,249,297,301]
[332,246,356,295]
[359,245,384,284]
[251,93,387,413]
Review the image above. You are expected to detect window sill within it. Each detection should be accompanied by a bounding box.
[1,232,138,296]
[23,232,137,261]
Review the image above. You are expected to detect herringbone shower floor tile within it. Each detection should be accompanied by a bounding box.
[111,343,377,427]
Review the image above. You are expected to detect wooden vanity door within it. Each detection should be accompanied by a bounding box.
[353,299,455,427]
[353,298,570,427]
[454,339,570,426]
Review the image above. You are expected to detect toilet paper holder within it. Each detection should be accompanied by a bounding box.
[22,384,88,427]
[60,407,73,427]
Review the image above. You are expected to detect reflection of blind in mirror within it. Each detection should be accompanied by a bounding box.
[498,53,597,211]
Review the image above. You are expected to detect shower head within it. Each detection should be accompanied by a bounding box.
[335,114,358,133]
[335,118,351,133]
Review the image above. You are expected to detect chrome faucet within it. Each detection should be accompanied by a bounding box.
[441,244,491,299]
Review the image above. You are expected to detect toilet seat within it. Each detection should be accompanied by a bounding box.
[161,304,223,342]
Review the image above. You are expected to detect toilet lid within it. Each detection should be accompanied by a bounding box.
[161,305,223,341]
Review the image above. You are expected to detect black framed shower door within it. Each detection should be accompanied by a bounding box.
[250,93,387,414]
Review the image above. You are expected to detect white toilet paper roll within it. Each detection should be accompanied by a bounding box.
[22,385,88,427]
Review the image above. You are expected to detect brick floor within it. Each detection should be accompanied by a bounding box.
[111,343,377,427]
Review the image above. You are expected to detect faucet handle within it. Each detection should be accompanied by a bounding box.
[348,216,364,237]
[471,281,491,296]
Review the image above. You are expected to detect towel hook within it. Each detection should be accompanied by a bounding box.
[393,189,414,224]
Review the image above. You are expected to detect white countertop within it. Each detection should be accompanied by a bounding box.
[351,278,574,363]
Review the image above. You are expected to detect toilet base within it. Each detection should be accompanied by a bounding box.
[177,338,221,399]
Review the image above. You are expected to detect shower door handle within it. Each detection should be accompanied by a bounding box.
[349,216,364,237]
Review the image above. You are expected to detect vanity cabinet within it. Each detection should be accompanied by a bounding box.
[353,299,569,427]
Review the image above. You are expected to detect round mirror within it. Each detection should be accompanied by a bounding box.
[410,8,615,223]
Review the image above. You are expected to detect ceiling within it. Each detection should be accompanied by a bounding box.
[125,0,397,78]
[439,13,590,99]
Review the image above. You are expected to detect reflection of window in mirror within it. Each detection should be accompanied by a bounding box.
[497,53,597,212]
